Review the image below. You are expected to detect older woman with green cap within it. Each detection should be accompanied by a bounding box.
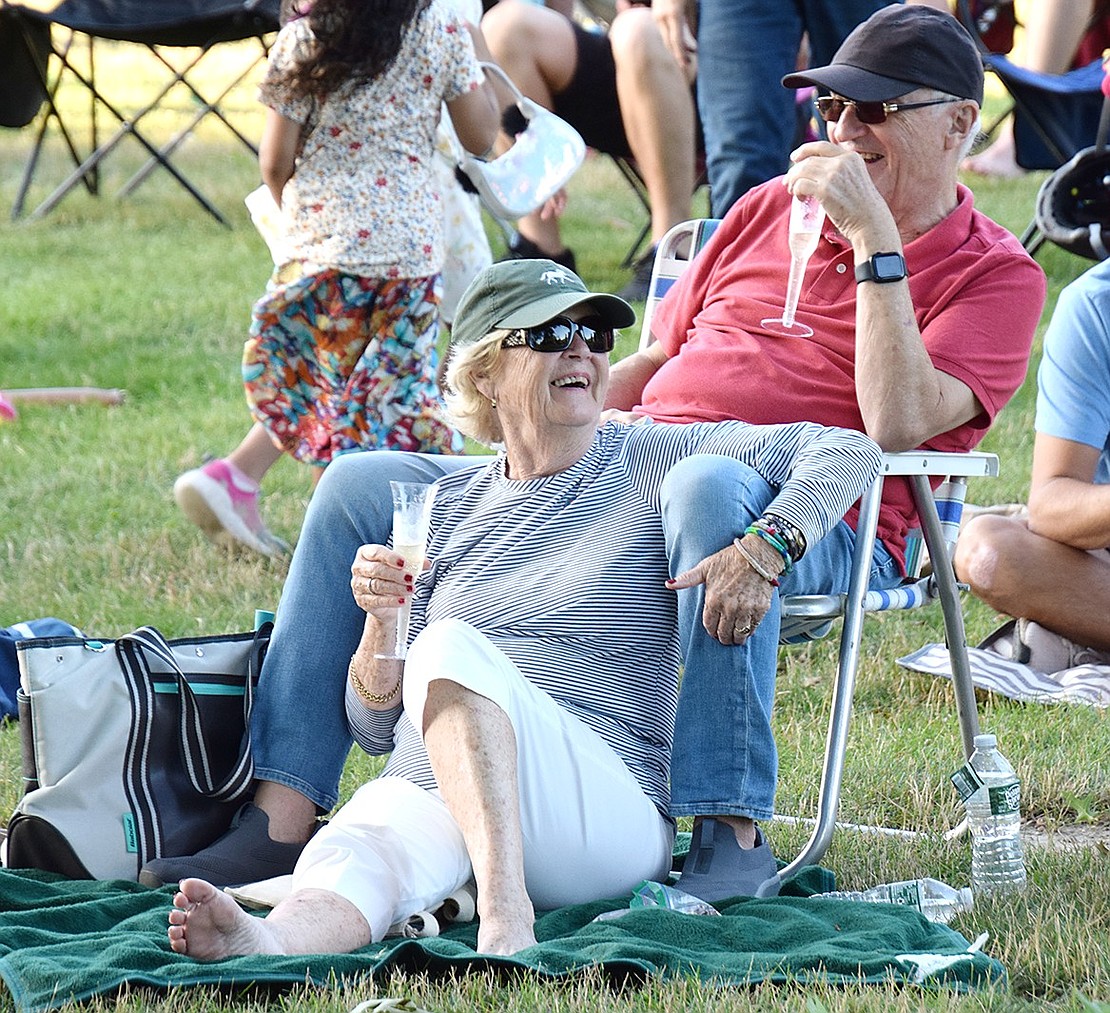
[163,259,883,960]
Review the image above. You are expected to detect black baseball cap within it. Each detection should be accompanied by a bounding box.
[782,4,984,105]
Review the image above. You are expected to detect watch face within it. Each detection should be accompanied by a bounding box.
[873,253,906,281]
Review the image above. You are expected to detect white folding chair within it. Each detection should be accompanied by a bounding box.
[642,221,997,893]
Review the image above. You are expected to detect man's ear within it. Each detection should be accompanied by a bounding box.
[946,101,979,151]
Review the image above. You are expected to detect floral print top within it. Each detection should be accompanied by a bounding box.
[259,0,484,279]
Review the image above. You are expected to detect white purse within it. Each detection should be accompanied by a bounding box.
[459,63,586,220]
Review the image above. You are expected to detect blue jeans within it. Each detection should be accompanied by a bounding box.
[251,451,484,811]
[697,0,897,217]
[252,450,900,819]
[661,455,901,821]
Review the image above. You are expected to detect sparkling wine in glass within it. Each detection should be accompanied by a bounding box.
[387,480,435,659]
[761,194,826,338]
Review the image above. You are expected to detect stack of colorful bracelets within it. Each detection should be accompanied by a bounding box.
[744,513,807,575]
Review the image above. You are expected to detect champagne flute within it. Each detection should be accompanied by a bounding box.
[761,194,826,338]
[387,480,435,659]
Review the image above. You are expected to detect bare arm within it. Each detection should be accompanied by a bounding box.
[259,107,303,207]
[786,140,982,451]
[605,339,668,411]
[1027,434,1110,549]
[445,24,501,156]
[348,544,410,710]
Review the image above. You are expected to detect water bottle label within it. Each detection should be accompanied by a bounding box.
[987,780,1020,815]
[888,880,924,910]
[951,762,982,802]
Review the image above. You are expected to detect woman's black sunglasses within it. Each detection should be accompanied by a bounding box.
[814,95,959,125]
[501,315,615,354]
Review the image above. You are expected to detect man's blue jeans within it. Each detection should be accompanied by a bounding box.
[697,0,896,217]
[251,450,900,819]
[251,451,481,812]
[662,455,900,821]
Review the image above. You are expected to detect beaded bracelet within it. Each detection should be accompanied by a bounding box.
[745,514,806,573]
[348,658,402,705]
[764,513,807,561]
[733,537,781,587]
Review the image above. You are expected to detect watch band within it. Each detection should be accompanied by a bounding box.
[855,252,907,284]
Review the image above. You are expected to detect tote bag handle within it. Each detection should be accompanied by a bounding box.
[114,625,268,802]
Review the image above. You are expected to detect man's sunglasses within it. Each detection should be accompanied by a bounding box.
[814,95,960,125]
[501,315,615,354]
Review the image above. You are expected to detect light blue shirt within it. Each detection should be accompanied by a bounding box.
[1036,258,1110,485]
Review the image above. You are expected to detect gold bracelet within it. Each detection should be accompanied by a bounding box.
[348,658,402,705]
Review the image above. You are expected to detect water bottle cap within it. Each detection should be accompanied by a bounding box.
[973,733,997,749]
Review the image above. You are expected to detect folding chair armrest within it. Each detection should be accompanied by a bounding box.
[880,450,999,478]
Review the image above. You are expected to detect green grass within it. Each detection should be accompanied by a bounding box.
[2,37,1110,1013]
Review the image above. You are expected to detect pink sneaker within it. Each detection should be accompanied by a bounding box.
[174,459,290,558]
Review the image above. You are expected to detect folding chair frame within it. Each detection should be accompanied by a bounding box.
[641,220,996,894]
[611,154,709,269]
[10,15,272,226]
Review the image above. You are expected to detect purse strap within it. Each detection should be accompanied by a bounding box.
[477,61,541,132]
[115,625,269,802]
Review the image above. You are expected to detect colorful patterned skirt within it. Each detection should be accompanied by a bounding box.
[243,267,463,466]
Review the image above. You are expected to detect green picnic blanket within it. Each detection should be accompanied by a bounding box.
[0,863,1004,1012]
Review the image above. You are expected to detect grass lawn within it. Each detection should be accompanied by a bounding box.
[1,34,1108,1013]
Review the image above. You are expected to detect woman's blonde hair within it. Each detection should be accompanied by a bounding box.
[443,329,511,447]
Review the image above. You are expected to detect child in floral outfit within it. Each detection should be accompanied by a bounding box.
[175,0,498,556]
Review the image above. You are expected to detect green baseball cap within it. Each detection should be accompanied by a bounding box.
[450,259,637,349]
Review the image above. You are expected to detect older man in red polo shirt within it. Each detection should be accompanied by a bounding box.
[605,4,1045,902]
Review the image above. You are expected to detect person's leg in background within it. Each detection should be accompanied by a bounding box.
[696,1,801,218]
[175,423,289,557]
[963,0,1094,177]
[804,0,901,79]
[608,4,697,299]
[142,450,482,888]
[481,0,580,267]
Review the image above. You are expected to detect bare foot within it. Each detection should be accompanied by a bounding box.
[476,911,537,955]
[962,129,1026,179]
[167,878,284,961]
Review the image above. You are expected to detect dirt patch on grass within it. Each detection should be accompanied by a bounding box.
[1022,822,1110,851]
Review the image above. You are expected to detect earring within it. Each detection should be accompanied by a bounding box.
[489,397,497,408]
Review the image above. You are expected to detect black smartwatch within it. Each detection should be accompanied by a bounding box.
[855,252,907,284]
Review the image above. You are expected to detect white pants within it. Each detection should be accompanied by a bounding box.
[292,619,674,941]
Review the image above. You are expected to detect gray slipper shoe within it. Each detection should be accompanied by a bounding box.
[138,803,309,889]
[676,818,780,903]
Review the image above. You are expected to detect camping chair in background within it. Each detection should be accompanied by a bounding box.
[954,0,1108,252]
[3,0,281,225]
[610,153,709,269]
[642,221,998,894]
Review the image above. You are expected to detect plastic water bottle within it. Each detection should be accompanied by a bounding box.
[811,878,973,923]
[953,733,1027,895]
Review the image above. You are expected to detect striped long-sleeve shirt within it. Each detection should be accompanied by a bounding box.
[346,419,881,817]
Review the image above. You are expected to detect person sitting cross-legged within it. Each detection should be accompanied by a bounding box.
[955,259,1110,667]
